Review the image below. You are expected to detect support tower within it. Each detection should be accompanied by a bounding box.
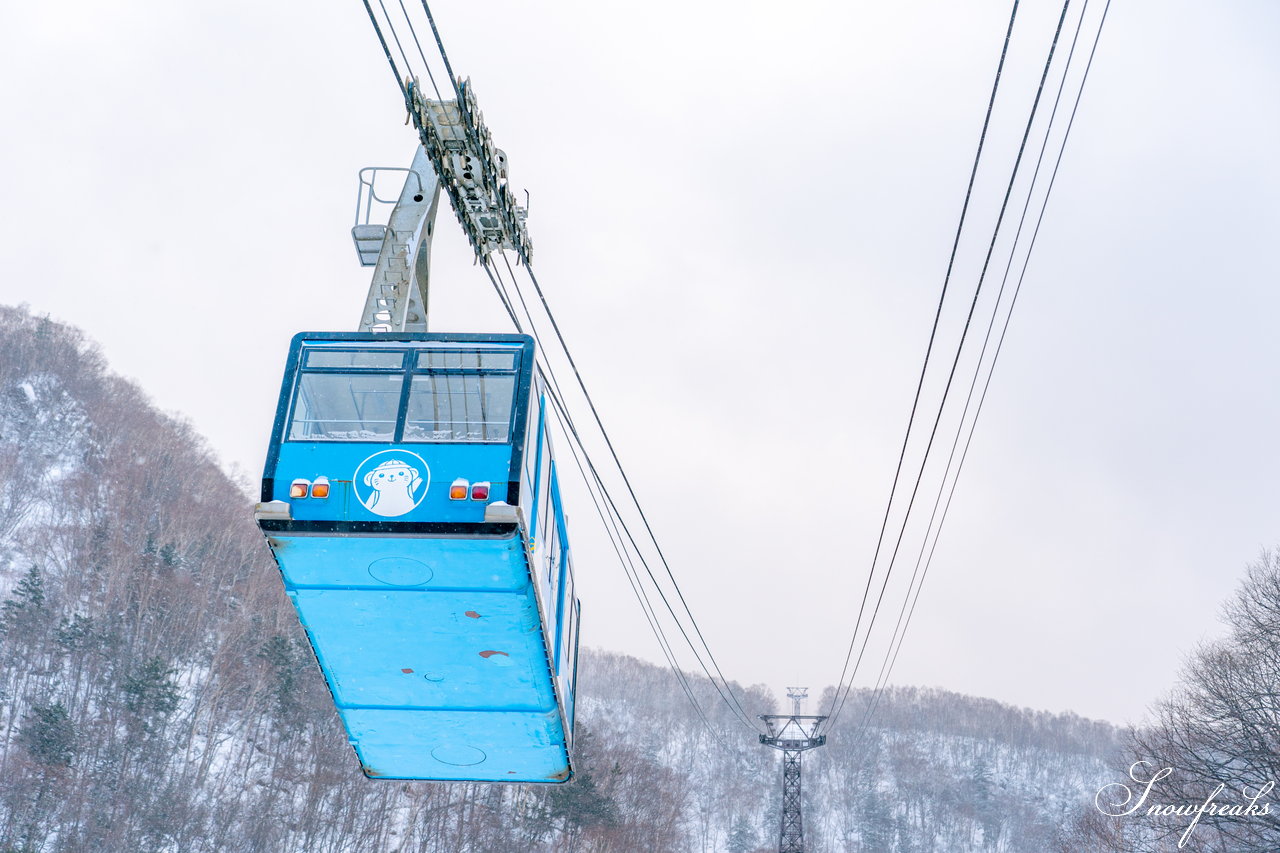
[759,688,827,853]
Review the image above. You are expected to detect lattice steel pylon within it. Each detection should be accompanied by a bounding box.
[759,688,827,853]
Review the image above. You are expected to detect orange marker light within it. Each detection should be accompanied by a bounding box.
[289,479,310,499]
[470,482,490,501]
[310,477,330,499]
[449,478,469,500]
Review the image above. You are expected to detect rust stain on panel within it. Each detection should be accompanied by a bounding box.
[478,650,509,659]
[464,610,481,619]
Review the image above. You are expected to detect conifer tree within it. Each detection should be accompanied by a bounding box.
[0,567,45,636]
[122,657,180,731]
[18,702,74,766]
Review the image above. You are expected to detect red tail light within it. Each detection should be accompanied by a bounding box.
[289,479,310,499]
[449,478,469,500]
[471,482,491,501]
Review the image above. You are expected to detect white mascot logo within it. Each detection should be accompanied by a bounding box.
[354,451,429,518]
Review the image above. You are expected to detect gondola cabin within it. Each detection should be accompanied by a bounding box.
[255,332,579,782]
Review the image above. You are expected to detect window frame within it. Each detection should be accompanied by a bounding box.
[285,346,523,445]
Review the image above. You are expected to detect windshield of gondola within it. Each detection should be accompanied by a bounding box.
[286,346,521,443]
[403,373,515,442]
[288,372,404,441]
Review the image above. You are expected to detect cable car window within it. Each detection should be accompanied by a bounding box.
[417,350,518,371]
[403,373,515,442]
[305,350,406,369]
[288,373,404,441]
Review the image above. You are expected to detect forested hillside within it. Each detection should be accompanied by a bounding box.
[0,306,1121,852]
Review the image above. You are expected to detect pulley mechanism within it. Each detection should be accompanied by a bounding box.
[405,77,532,262]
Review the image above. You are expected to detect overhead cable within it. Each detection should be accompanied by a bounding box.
[821,0,1024,729]
[488,255,761,736]
[482,259,730,736]
[827,0,1075,734]
[849,0,1113,742]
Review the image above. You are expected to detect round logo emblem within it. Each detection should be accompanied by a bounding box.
[353,450,430,518]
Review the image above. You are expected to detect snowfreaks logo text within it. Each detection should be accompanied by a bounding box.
[1094,761,1274,849]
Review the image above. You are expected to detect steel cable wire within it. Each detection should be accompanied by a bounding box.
[540,380,738,745]
[375,0,416,88]
[359,0,408,96]
[858,0,1095,721]
[507,258,763,733]
[848,0,1112,742]
[487,256,761,735]
[395,0,446,102]
[484,259,725,730]
[537,364,727,743]
[482,258,735,740]
[821,0,1024,728]
[420,1,464,101]
[826,0,1075,734]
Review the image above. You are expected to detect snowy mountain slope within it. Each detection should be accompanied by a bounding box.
[0,306,1122,852]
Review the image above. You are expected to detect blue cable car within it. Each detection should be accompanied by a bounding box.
[255,331,579,782]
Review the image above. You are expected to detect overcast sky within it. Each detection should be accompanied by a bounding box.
[1,0,1277,728]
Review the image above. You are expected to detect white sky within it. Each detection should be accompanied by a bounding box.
[1,0,1277,727]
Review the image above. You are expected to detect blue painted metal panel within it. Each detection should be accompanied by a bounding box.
[290,588,555,710]
[266,532,528,592]
[267,529,571,782]
[274,443,513,524]
[345,708,569,781]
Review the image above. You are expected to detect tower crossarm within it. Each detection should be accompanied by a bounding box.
[758,714,828,751]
